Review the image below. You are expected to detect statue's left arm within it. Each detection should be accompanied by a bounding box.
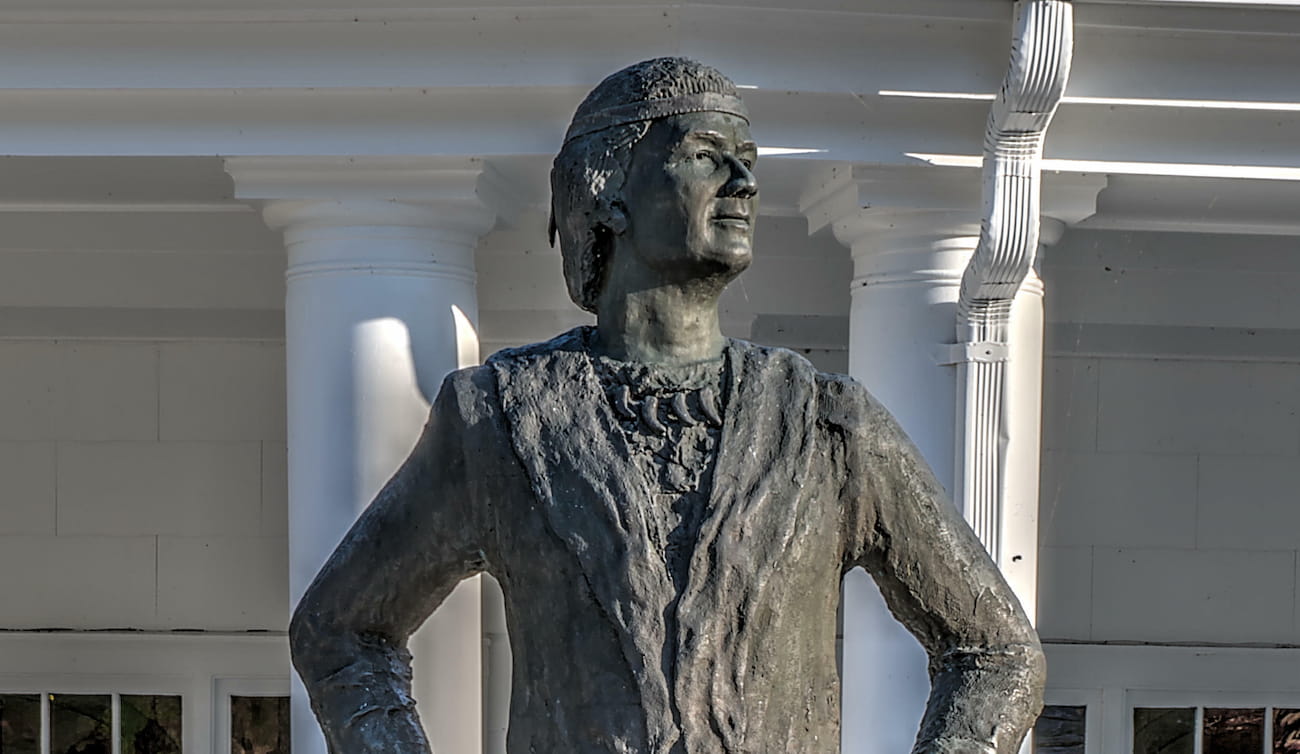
[825,374,1045,754]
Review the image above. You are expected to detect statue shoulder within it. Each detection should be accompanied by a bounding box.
[813,369,881,433]
[434,363,501,428]
[726,336,820,379]
[724,338,876,429]
[442,327,590,414]
[485,326,591,369]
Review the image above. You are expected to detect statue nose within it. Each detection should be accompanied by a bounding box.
[721,156,758,199]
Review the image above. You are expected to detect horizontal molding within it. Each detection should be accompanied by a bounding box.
[1044,642,1300,692]
[0,201,250,213]
[1047,322,1300,363]
[0,307,285,340]
[0,8,1007,92]
[1,1,1294,36]
[1,87,1294,205]
[1074,1,1300,36]
[0,5,1291,98]
[1080,174,1300,236]
[0,0,1012,25]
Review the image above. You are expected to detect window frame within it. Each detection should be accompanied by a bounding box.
[212,677,290,754]
[1127,690,1300,754]
[1040,688,1104,754]
[0,631,288,754]
[1044,643,1300,754]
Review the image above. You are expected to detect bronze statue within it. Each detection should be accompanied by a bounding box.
[290,57,1045,754]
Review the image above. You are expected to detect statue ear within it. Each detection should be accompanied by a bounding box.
[598,199,628,237]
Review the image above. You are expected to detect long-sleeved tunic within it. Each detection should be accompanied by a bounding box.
[289,327,1045,754]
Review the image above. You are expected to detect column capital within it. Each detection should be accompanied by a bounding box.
[1041,172,1110,230]
[799,164,1107,250]
[800,165,981,250]
[224,155,525,242]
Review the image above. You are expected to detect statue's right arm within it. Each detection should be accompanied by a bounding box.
[288,370,489,754]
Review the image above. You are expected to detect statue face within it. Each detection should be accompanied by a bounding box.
[618,110,758,279]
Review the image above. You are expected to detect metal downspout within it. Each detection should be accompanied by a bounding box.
[954,0,1073,567]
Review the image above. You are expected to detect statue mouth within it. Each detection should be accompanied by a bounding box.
[711,206,751,228]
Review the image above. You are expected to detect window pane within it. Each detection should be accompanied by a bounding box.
[231,696,290,754]
[120,695,182,754]
[0,694,41,754]
[1134,707,1195,754]
[1275,709,1300,754]
[50,694,111,754]
[1203,708,1264,754]
[1035,705,1086,754]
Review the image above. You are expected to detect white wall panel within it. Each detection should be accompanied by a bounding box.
[1050,266,1300,330]
[58,442,261,537]
[1041,228,1300,648]
[1295,559,1300,646]
[1046,231,1300,330]
[1197,456,1300,551]
[157,536,288,631]
[261,441,289,537]
[0,535,156,629]
[1092,547,1295,645]
[0,343,65,440]
[58,343,159,441]
[1042,357,1099,452]
[1037,545,1093,642]
[474,249,573,312]
[0,342,158,441]
[0,337,288,631]
[1097,359,1300,456]
[159,342,286,442]
[0,442,56,535]
[1041,451,1197,548]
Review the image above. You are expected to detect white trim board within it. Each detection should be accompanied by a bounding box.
[0,632,289,754]
[1044,643,1300,753]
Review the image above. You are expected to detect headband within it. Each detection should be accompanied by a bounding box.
[563,91,750,144]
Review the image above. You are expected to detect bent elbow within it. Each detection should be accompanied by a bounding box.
[288,592,336,686]
[288,600,315,675]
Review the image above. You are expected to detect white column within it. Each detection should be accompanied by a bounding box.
[226,156,502,754]
[481,574,512,754]
[802,166,1091,753]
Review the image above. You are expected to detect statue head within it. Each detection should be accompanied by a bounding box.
[550,57,754,313]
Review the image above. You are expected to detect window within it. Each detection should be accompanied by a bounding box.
[229,696,290,754]
[1036,704,1087,753]
[213,678,291,754]
[0,694,39,753]
[0,693,181,754]
[1133,706,1300,754]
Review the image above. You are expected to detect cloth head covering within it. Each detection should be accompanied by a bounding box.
[562,57,749,145]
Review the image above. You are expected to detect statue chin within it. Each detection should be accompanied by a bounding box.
[677,232,753,280]
[701,244,753,281]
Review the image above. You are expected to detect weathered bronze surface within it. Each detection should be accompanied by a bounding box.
[290,57,1045,754]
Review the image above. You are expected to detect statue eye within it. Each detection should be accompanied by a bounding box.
[693,150,717,163]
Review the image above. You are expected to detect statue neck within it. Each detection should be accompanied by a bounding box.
[593,282,726,368]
